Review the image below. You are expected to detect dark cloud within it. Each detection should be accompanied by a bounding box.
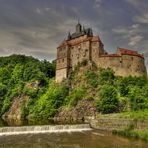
[0,0,147,70]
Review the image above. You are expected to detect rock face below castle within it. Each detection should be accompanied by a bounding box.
[56,23,147,82]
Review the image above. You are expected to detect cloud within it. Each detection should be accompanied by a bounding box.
[112,28,128,34]
[0,0,147,70]
[112,24,140,35]
[126,0,140,6]
[94,0,102,8]
[126,0,148,25]
[134,13,148,24]
[128,35,143,46]
[112,24,144,47]
[36,8,42,14]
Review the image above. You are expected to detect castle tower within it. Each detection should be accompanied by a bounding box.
[55,42,70,83]
[55,22,105,82]
[55,22,147,83]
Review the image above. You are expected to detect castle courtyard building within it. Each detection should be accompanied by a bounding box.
[56,23,147,82]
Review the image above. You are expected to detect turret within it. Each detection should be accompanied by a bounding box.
[82,26,86,34]
[89,28,93,36]
[76,21,82,33]
[67,32,71,40]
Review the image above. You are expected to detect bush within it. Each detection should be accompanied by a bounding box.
[99,68,115,85]
[85,71,98,87]
[65,87,86,107]
[128,86,148,111]
[31,83,69,119]
[96,84,119,114]
[80,59,88,66]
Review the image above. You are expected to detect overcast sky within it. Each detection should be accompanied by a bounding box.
[0,0,148,68]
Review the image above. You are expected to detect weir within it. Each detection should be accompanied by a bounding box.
[0,124,91,136]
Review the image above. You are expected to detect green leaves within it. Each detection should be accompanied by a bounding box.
[31,83,69,119]
[65,87,86,107]
[0,55,55,116]
[96,84,119,114]
[99,68,115,85]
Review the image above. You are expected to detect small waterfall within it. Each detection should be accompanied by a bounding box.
[0,124,91,136]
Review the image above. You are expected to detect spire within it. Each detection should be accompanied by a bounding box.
[67,31,71,40]
[89,28,93,36]
[83,26,85,32]
[76,20,82,33]
[78,19,80,24]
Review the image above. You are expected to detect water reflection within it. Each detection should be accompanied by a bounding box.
[0,118,55,126]
[0,130,147,148]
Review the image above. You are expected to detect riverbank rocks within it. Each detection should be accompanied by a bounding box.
[54,98,97,124]
[2,95,29,126]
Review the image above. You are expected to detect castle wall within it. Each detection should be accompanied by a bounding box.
[55,68,68,82]
[56,45,70,82]
[91,41,105,63]
[70,40,90,68]
[96,55,147,77]
[91,41,100,62]
[55,23,147,83]
[56,57,69,70]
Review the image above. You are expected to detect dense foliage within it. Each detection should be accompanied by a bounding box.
[0,55,147,122]
[85,68,148,113]
[0,55,56,118]
[96,84,119,114]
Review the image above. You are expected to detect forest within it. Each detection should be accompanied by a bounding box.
[0,55,147,122]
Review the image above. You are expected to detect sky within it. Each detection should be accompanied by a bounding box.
[0,0,148,68]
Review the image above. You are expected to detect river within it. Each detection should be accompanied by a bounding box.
[0,124,147,148]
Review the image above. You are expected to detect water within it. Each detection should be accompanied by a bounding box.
[0,124,91,136]
[0,124,147,148]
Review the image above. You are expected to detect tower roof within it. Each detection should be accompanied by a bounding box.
[66,22,93,40]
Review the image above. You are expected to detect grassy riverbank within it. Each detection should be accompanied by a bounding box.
[95,110,148,141]
[113,129,148,141]
[97,109,148,120]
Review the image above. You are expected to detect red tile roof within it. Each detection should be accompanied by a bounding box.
[118,48,144,58]
[100,54,121,58]
[58,35,103,48]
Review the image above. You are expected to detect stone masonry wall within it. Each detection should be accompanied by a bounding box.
[90,118,148,131]
[56,33,147,82]
[95,54,146,77]
[70,40,90,68]
[55,68,67,83]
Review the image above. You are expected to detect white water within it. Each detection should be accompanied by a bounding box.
[0,124,91,136]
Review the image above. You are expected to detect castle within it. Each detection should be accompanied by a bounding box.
[56,22,147,82]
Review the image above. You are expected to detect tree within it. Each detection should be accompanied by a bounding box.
[96,84,119,114]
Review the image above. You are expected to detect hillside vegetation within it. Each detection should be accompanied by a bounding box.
[0,55,148,124]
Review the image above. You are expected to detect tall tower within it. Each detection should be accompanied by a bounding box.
[55,43,70,83]
[55,22,105,83]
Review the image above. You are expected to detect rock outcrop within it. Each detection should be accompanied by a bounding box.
[54,98,97,124]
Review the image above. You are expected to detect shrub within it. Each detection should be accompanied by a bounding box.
[80,59,88,66]
[96,84,119,114]
[65,87,86,107]
[31,83,69,119]
[128,86,148,111]
[85,71,98,87]
[99,68,115,85]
